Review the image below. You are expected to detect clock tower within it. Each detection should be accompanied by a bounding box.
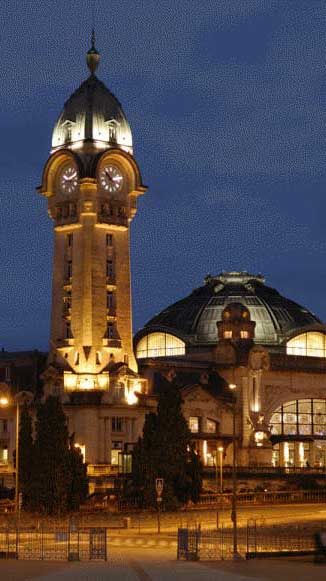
[38,36,153,474]
[39,37,145,395]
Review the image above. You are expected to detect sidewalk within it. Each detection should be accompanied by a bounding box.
[0,549,325,581]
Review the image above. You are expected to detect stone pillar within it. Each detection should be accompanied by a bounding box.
[309,442,316,467]
[294,442,300,467]
[241,374,251,447]
[279,442,285,467]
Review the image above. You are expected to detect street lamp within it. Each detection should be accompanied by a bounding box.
[217,446,224,493]
[228,382,242,560]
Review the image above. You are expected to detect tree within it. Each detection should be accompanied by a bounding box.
[132,375,202,509]
[32,395,72,515]
[18,404,34,510]
[67,434,88,511]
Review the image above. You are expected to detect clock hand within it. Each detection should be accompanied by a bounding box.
[105,169,113,182]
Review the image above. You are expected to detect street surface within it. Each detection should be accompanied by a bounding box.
[0,548,326,580]
[77,503,326,532]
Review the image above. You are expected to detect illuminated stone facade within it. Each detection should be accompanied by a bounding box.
[135,272,326,471]
[37,40,155,484]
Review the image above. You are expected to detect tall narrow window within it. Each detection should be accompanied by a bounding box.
[66,123,72,142]
[189,417,200,433]
[66,260,72,279]
[108,124,117,142]
[107,323,114,339]
[106,233,113,247]
[106,259,113,278]
[5,367,10,382]
[67,233,73,247]
[112,417,124,432]
[63,290,72,314]
[107,291,114,310]
[65,321,72,339]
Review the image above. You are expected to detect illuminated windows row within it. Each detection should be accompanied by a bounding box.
[270,399,326,436]
[136,333,185,359]
[286,332,326,358]
[189,416,218,434]
[223,330,249,339]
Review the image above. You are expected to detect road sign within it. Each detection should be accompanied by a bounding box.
[155,478,164,497]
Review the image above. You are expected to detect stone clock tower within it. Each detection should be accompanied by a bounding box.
[38,37,152,476]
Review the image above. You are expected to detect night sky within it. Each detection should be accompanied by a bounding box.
[0,0,326,351]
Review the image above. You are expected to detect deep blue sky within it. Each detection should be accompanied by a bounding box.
[0,0,326,351]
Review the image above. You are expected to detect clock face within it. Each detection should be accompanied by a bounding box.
[59,165,78,194]
[99,164,123,193]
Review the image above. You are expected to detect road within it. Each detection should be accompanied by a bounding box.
[100,503,326,533]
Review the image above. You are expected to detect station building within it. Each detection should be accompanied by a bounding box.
[1,41,326,491]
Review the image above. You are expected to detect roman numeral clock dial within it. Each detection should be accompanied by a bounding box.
[100,164,124,193]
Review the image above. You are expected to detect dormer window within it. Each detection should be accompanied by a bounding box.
[62,120,75,143]
[105,119,119,143]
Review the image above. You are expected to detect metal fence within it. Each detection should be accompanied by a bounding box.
[177,521,325,561]
[0,525,107,561]
[117,489,326,512]
[196,489,326,507]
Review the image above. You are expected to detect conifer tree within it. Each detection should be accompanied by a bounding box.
[132,375,202,508]
[67,435,88,511]
[32,395,71,515]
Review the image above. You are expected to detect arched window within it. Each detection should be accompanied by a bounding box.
[286,332,326,357]
[136,333,185,359]
[270,399,326,436]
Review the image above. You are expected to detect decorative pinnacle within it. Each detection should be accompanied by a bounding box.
[86,29,100,75]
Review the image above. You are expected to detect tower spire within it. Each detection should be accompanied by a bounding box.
[86,28,100,75]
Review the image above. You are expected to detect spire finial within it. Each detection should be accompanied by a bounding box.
[87,29,100,75]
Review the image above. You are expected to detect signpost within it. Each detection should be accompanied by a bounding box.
[155,478,164,534]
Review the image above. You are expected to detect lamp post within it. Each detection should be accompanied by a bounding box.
[228,383,241,560]
[0,392,32,514]
[218,446,224,493]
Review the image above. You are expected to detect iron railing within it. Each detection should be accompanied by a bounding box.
[0,525,107,561]
[178,521,326,561]
[196,489,326,507]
